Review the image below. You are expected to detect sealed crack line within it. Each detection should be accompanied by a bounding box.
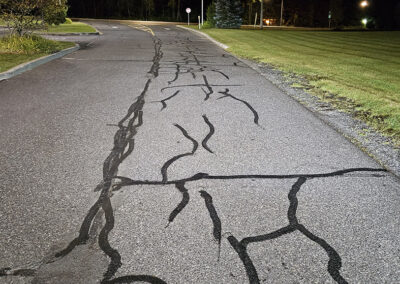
[218,88,260,126]
[165,182,190,227]
[160,124,199,183]
[200,190,222,261]
[34,35,165,283]
[158,90,181,111]
[202,115,215,154]
[229,177,348,284]
[115,168,386,187]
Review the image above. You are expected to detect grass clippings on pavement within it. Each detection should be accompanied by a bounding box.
[195,27,400,144]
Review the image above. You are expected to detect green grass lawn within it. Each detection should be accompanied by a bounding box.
[0,19,96,33]
[0,53,45,72]
[44,21,97,33]
[0,35,74,73]
[197,28,400,143]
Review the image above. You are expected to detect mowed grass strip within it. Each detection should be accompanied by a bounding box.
[0,19,96,33]
[201,29,400,143]
[0,34,74,73]
[44,21,96,33]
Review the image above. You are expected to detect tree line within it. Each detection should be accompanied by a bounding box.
[67,0,212,21]
[66,0,399,29]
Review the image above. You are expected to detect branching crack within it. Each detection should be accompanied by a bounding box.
[218,88,259,125]
[160,124,198,183]
[158,90,180,111]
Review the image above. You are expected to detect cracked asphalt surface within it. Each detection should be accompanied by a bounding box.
[1,21,400,284]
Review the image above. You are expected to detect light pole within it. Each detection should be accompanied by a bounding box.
[201,0,204,26]
[260,0,263,29]
[280,0,284,26]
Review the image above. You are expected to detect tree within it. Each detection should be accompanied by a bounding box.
[0,0,68,36]
[0,0,44,35]
[176,0,181,21]
[206,2,216,27]
[42,0,68,25]
[215,0,242,28]
[329,0,344,28]
[144,0,154,19]
[168,0,176,20]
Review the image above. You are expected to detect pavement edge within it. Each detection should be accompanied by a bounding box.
[0,44,79,81]
[37,31,102,36]
[176,25,228,49]
[180,26,400,178]
[242,58,400,178]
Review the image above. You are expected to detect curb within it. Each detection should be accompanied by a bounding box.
[176,25,228,49]
[37,24,103,36]
[0,44,79,81]
[177,25,400,178]
[37,31,101,36]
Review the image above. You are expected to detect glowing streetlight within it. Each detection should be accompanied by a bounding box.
[362,18,368,25]
[360,1,368,8]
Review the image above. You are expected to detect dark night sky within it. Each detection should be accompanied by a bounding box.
[67,0,400,29]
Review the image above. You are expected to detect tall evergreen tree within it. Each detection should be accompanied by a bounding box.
[215,0,242,28]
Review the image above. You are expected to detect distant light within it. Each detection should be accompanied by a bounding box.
[362,18,368,25]
[266,20,270,24]
[360,1,368,8]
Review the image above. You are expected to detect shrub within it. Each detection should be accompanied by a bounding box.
[42,0,68,26]
[0,34,67,54]
[64,17,72,24]
[0,0,68,35]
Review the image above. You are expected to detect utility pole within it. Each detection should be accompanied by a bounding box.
[280,0,284,26]
[260,0,263,29]
[201,0,204,26]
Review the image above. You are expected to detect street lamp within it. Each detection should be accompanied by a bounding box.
[201,0,204,26]
[280,0,284,26]
[260,0,263,29]
[360,1,369,8]
[362,18,368,26]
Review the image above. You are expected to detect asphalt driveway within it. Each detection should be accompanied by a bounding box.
[0,21,399,284]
